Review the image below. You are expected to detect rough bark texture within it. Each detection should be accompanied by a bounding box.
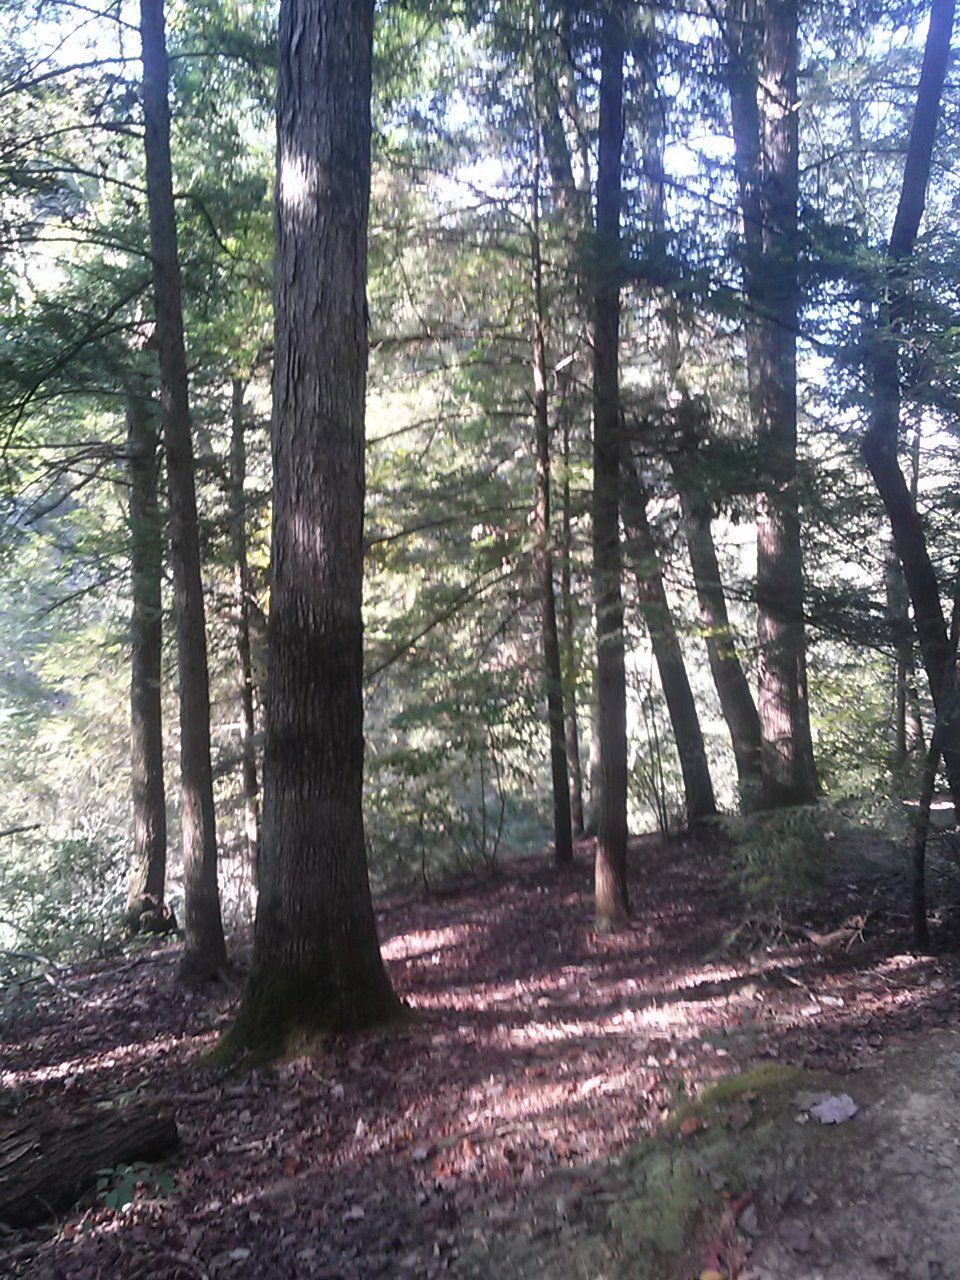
[140,0,226,979]
[885,534,924,764]
[558,397,585,836]
[123,383,167,928]
[221,0,400,1058]
[531,120,574,869]
[0,1103,178,1226]
[729,0,819,807]
[622,465,717,824]
[229,378,261,883]
[861,0,960,808]
[591,0,630,928]
[679,486,763,800]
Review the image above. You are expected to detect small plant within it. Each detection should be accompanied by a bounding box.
[724,804,840,905]
[95,1161,174,1211]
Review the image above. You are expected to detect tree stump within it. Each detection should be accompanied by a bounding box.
[0,1100,178,1225]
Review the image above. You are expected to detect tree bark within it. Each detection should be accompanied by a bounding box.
[0,1102,178,1226]
[220,0,400,1059]
[123,381,168,929]
[678,485,763,800]
[229,378,261,884]
[558,392,585,836]
[139,0,226,979]
[622,464,717,824]
[728,0,819,806]
[860,0,960,809]
[530,103,574,869]
[592,0,630,928]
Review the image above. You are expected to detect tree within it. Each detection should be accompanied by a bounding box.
[220,0,400,1057]
[140,0,227,978]
[122,376,167,929]
[592,0,630,928]
[728,0,819,806]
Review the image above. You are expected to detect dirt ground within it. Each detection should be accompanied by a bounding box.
[2,834,959,1279]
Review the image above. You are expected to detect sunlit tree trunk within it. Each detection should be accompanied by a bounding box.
[728,0,819,807]
[220,0,399,1058]
[229,378,261,884]
[558,395,585,836]
[140,0,226,979]
[123,381,167,929]
[592,0,630,928]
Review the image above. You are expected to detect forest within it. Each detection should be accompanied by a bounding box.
[2,0,960,1276]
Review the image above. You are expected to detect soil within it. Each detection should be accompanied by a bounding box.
[1,833,959,1279]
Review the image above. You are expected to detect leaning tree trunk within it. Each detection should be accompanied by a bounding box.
[530,103,574,869]
[729,0,819,807]
[623,465,717,823]
[678,485,763,800]
[219,0,400,1059]
[140,0,226,979]
[861,0,960,811]
[592,0,630,928]
[123,381,168,929]
[229,378,261,884]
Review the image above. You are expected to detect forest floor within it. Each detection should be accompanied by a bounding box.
[3,831,960,1280]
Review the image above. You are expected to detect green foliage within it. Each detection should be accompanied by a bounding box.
[95,1162,174,1212]
[723,804,843,905]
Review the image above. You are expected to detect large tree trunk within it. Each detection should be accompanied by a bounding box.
[220,0,399,1059]
[229,378,261,885]
[0,1102,178,1227]
[678,485,763,800]
[530,109,574,869]
[140,0,226,979]
[558,395,585,836]
[592,0,630,928]
[123,381,168,929]
[861,0,960,809]
[622,464,717,824]
[728,0,819,807]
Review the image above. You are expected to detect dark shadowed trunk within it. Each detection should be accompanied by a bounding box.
[530,116,573,868]
[622,463,717,823]
[139,0,226,979]
[123,382,167,928]
[592,0,630,928]
[678,486,762,800]
[229,378,261,883]
[885,534,924,764]
[558,393,585,836]
[728,0,819,807]
[220,0,399,1059]
[861,0,960,809]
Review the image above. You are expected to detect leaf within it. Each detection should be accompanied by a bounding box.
[679,1115,704,1137]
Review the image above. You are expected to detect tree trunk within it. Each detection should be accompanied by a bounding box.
[219,0,400,1059]
[229,378,261,884]
[728,0,819,807]
[622,465,717,824]
[123,382,168,929]
[530,105,574,869]
[885,534,924,764]
[140,0,226,979]
[592,0,630,928]
[558,394,585,836]
[0,1102,178,1227]
[861,0,960,809]
[678,485,763,801]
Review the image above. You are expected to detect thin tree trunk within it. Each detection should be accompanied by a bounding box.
[622,464,717,823]
[592,0,630,928]
[558,393,585,836]
[728,0,819,807]
[123,381,167,929]
[220,0,399,1059]
[139,0,226,979]
[229,378,261,884]
[678,485,763,800]
[860,0,960,811]
[530,108,574,868]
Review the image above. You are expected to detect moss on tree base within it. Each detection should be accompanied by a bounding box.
[209,963,406,1066]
